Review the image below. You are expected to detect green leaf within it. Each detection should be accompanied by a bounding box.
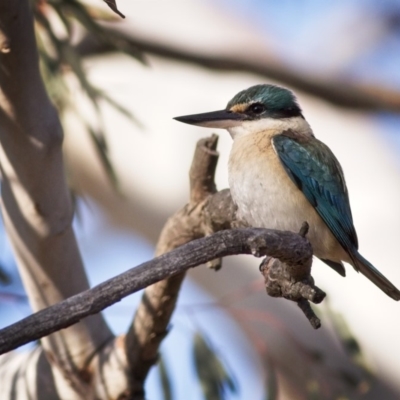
[103,0,125,19]
[192,332,237,400]
[323,300,372,394]
[51,3,73,37]
[78,3,121,22]
[306,379,320,400]
[87,125,120,190]
[99,89,141,127]
[159,355,173,400]
[324,303,369,372]
[0,264,10,285]
[263,357,278,400]
[64,1,145,64]
[33,0,148,190]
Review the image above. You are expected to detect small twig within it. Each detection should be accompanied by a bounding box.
[297,299,321,329]
[189,134,219,204]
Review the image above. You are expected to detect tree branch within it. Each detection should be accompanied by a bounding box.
[122,136,321,399]
[0,1,112,396]
[77,30,400,113]
[125,135,222,396]
[0,228,312,356]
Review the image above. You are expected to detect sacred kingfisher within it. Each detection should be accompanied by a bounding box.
[174,84,400,301]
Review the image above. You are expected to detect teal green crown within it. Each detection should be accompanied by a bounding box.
[227,84,302,118]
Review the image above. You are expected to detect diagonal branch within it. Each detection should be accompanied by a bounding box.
[125,135,223,397]
[0,227,312,356]
[76,30,400,113]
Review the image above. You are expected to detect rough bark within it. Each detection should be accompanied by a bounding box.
[0,227,313,356]
[0,1,113,398]
[124,135,225,397]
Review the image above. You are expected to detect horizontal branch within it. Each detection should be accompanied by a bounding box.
[77,30,400,113]
[0,227,312,355]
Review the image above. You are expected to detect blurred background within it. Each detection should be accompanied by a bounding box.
[1,0,400,399]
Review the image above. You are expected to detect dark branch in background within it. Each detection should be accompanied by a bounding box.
[76,30,400,113]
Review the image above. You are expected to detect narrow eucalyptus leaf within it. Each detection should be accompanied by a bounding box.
[103,0,125,19]
[0,265,11,285]
[63,1,105,36]
[325,303,370,372]
[66,3,145,64]
[88,127,119,189]
[159,355,173,400]
[263,357,278,400]
[98,90,142,127]
[82,4,121,21]
[51,4,73,37]
[192,333,237,400]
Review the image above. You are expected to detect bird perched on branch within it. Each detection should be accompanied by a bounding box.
[175,84,400,300]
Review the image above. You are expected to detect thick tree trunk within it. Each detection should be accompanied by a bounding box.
[0,1,116,398]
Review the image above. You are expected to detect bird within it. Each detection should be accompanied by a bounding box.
[174,83,400,301]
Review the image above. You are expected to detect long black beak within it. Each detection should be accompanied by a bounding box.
[174,109,245,129]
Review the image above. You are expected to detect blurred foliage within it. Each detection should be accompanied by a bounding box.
[0,264,10,285]
[32,0,144,188]
[192,332,237,400]
[263,357,277,400]
[324,302,373,396]
[158,354,173,400]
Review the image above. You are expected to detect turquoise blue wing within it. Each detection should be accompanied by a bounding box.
[272,133,358,252]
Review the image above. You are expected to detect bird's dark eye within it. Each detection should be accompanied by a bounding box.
[248,103,265,114]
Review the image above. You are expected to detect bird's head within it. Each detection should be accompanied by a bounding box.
[174,84,305,138]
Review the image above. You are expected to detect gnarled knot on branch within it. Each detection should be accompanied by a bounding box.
[259,222,326,329]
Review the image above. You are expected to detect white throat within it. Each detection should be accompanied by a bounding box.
[227,116,313,139]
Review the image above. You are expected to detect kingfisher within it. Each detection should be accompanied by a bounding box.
[174,84,400,300]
